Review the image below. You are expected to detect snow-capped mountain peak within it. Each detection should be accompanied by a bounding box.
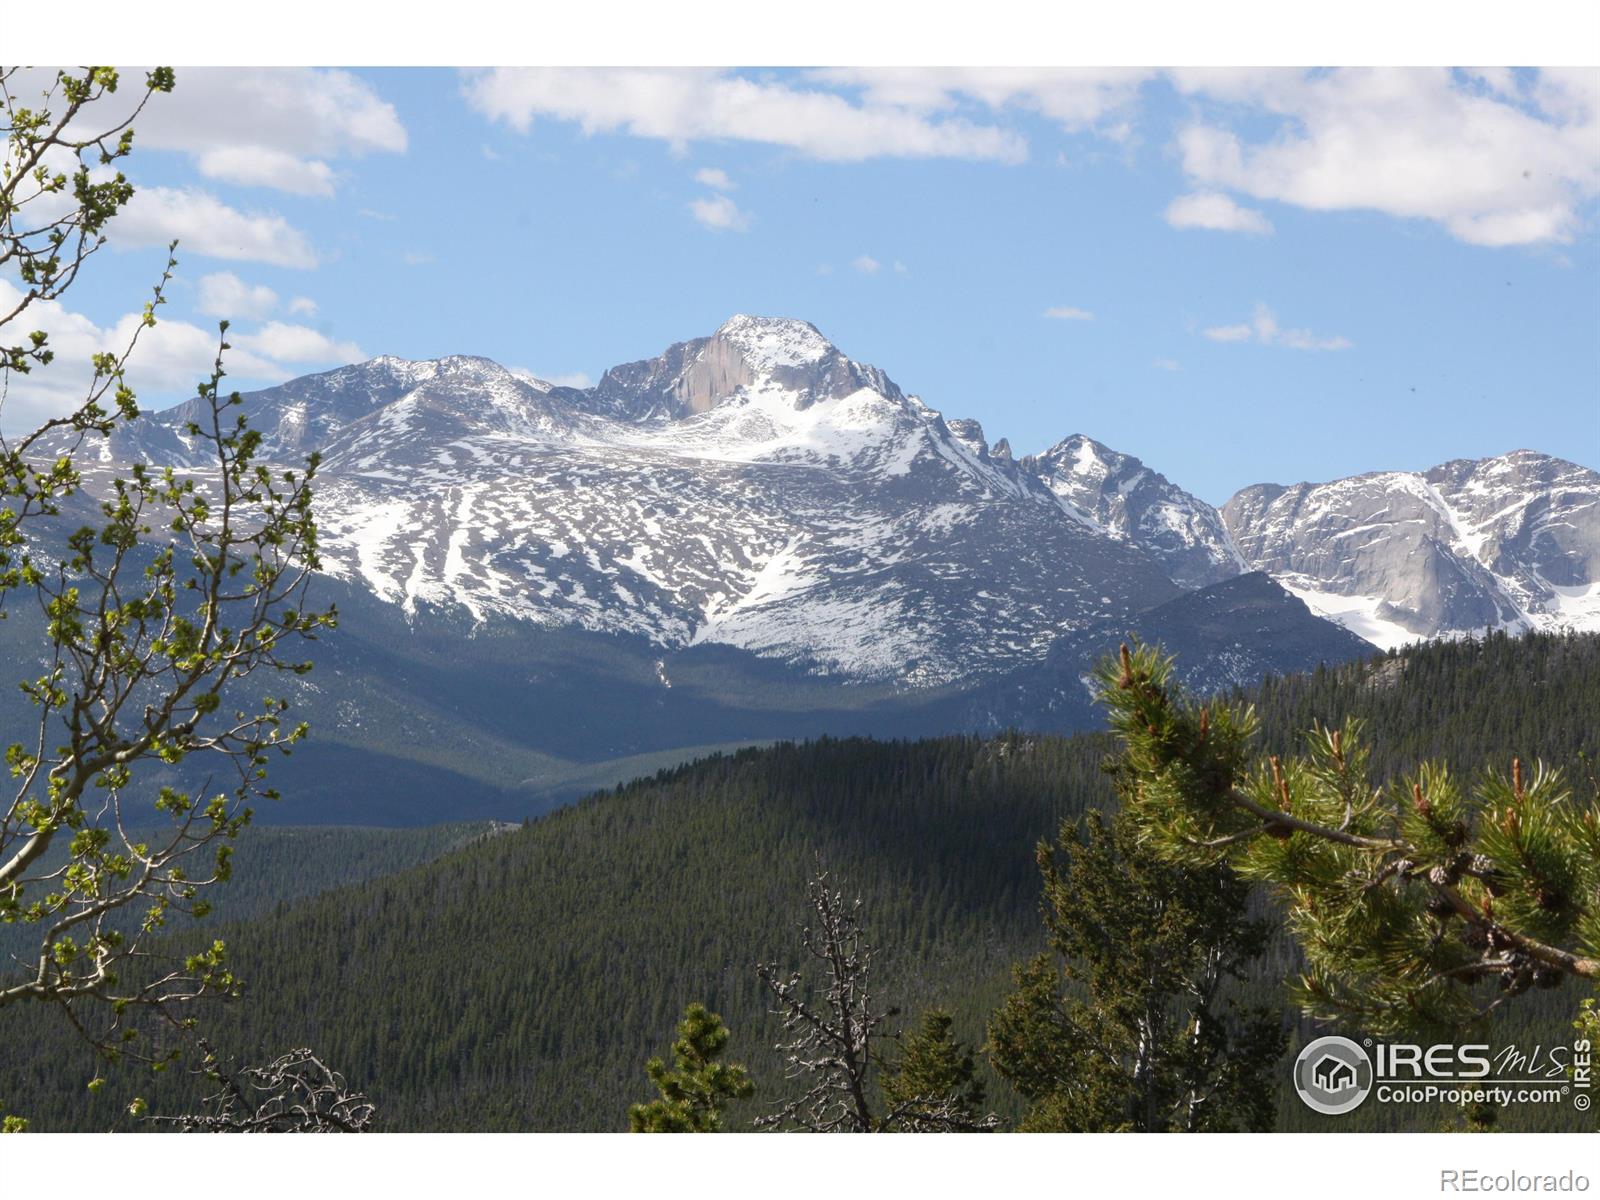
[588,315,903,424]
[713,314,836,372]
[1022,434,1245,590]
[1222,450,1600,649]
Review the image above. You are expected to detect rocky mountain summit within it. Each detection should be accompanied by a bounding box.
[1022,434,1245,590]
[1223,450,1600,648]
[588,315,903,421]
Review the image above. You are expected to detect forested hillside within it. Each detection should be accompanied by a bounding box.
[3,631,1594,1132]
[0,823,498,969]
[1243,630,1597,772]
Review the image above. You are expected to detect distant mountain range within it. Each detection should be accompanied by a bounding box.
[35,315,1598,820]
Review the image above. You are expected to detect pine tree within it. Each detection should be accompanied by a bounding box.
[880,1010,995,1132]
[628,1003,753,1132]
[1099,641,1600,1039]
[987,809,1284,1131]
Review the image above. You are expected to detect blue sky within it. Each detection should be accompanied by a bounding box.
[11,66,1598,504]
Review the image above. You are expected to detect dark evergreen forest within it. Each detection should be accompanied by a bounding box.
[2,631,1594,1132]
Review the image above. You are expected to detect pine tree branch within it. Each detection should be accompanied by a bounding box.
[1226,787,1401,850]
[1431,881,1599,979]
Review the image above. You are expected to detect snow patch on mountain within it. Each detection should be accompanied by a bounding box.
[1274,578,1423,651]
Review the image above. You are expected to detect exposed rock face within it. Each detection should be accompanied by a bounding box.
[1427,452,1600,588]
[589,315,901,421]
[1222,451,1600,648]
[1023,434,1244,590]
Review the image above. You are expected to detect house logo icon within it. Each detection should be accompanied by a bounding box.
[1314,1055,1356,1092]
[1293,1036,1374,1115]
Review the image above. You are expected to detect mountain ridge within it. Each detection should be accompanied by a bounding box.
[42,316,1599,669]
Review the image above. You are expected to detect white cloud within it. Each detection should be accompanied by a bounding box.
[688,194,750,232]
[694,167,735,190]
[230,322,363,364]
[112,187,318,269]
[401,251,434,266]
[196,272,279,320]
[461,67,1174,165]
[462,68,1027,163]
[812,67,1155,133]
[1043,305,1094,321]
[132,67,406,196]
[1152,358,1181,371]
[893,260,909,275]
[196,146,336,197]
[0,280,287,430]
[1170,67,1600,247]
[287,296,318,317]
[852,255,881,275]
[1204,303,1351,351]
[457,68,1598,244]
[1163,191,1274,235]
[4,67,403,200]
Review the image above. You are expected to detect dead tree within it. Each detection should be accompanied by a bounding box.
[755,869,997,1132]
[144,1041,375,1132]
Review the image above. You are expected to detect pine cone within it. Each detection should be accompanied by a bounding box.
[1534,888,1567,913]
